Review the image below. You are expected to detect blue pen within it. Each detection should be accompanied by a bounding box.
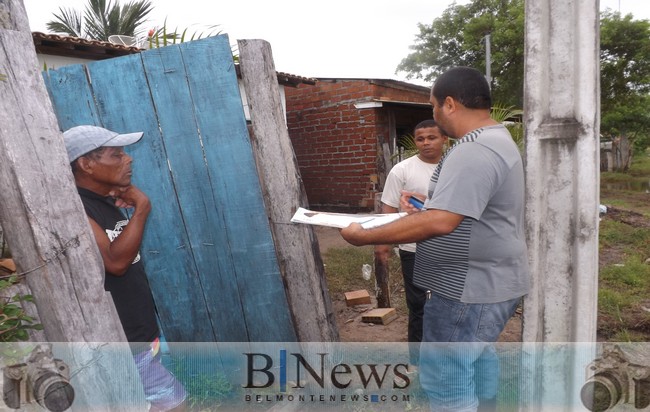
[408,196,424,210]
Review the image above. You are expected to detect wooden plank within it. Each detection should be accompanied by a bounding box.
[82,53,216,342]
[374,197,391,308]
[42,64,100,129]
[138,42,249,341]
[0,1,145,409]
[238,39,339,341]
[180,36,296,342]
[41,35,300,343]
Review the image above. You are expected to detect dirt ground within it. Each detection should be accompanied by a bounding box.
[314,226,522,343]
[315,203,650,343]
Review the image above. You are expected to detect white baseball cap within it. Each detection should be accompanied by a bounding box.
[63,125,143,162]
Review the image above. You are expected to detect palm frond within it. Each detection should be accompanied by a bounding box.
[490,103,523,123]
[491,103,524,151]
[46,7,83,37]
[391,134,419,161]
[119,0,154,38]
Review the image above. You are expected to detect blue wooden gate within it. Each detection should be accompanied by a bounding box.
[43,35,297,343]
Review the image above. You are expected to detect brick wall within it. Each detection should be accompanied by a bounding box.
[285,79,430,212]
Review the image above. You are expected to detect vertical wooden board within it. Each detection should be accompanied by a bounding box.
[139,45,248,341]
[42,65,100,129]
[82,54,215,342]
[179,36,297,342]
[238,39,339,341]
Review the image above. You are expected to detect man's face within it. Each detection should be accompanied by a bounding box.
[430,95,453,138]
[84,147,133,188]
[414,126,447,163]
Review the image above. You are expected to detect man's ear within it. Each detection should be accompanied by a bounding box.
[444,96,457,113]
[76,156,94,174]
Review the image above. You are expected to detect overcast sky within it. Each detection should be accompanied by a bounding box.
[23,0,650,85]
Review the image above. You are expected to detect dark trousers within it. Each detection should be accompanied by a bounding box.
[399,249,427,365]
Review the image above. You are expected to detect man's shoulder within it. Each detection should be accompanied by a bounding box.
[393,155,434,171]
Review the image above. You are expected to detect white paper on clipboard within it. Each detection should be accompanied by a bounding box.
[290,207,406,229]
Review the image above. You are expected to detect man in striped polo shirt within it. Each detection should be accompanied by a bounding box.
[341,66,529,412]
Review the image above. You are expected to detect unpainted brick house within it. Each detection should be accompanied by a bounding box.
[285,78,433,212]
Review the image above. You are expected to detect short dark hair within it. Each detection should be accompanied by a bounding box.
[70,146,108,174]
[413,119,439,134]
[431,67,491,109]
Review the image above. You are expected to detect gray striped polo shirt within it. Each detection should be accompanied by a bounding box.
[413,125,530,303]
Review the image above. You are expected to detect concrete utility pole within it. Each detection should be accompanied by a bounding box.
[522,0,600,409]
[0,0,145,409]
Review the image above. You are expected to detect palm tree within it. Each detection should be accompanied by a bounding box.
[46,0,153,41]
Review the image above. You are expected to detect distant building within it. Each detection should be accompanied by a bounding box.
[285,78,432,212]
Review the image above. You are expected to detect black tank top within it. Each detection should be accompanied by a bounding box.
[78,187,159,345]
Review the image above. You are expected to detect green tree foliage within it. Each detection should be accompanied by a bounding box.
[0,276,43,342]
[397,0,525,107]
[46,0,153,41]
[600,12,650,153]
[398,2,650,153]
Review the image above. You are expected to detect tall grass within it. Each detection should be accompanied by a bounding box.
[598,149,650,341]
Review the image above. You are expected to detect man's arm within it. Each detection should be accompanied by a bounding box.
[342,208,464,247]
[89,185,151,276]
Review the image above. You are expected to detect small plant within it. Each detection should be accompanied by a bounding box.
[0,73,6,82]
[145,21,239,62]
[0,276,43,342]
[147,20,222,48]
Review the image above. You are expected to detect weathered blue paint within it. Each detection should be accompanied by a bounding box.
[43,35,297,343]
[42,65,100,129]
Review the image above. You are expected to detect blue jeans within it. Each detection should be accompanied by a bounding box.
[419,293,521,412]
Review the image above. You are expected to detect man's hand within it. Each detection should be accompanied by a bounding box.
[400,190,426,214]
[340,222,368,246]
[109,185,151,215]
[95,185,151,276]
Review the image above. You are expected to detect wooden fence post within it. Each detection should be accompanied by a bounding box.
[237,39,339,342]
[0,0,145,409]
[373,193,391,308]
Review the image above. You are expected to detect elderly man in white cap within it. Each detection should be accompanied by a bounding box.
[64,125,186,412]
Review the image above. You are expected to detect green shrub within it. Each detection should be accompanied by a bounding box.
[0,276,43,342]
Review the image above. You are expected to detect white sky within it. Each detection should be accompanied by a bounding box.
[23,0,650,85]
